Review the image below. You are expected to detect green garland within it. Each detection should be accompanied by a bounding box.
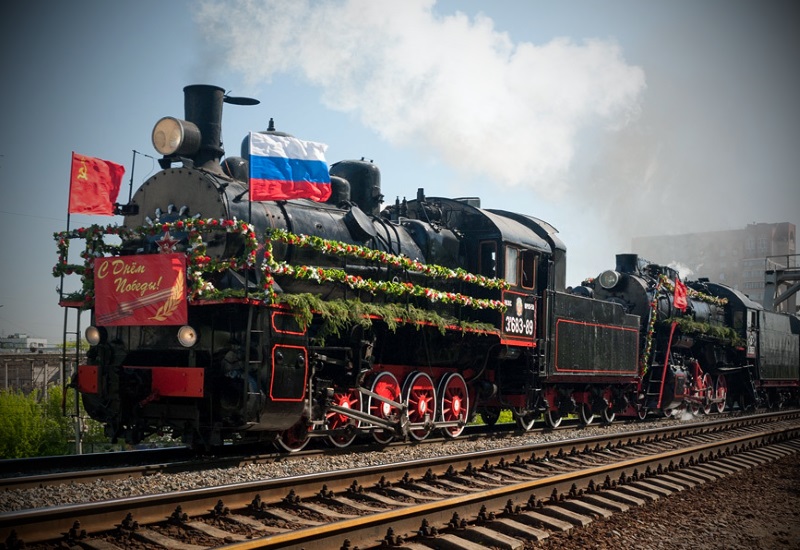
[281,293,497,342]
[266,228,508,290]
[640,278,661,375]
[54,218,259,304]
[658,274,728,307]
[262,245,505,311]
[54,220,507,316]
[664,317,744,346]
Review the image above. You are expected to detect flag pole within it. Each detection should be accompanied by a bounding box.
[128,150,137,203]
[60,154,74,395]
[247,133,253,300]
[63,152,83,454]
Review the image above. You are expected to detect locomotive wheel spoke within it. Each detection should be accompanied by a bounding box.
[326,388,362,448]
[403,372,436,441]
[715,375,727,414]
[602,406,616,424]
[437,373,469,438]
[368,372,401,444]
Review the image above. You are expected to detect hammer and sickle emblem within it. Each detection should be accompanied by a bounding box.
[77,159,89,181]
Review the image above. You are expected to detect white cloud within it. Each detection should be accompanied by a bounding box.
[197,0,646,198]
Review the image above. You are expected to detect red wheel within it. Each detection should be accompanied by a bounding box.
[702,373,714,415]
[368,372,401,444]
[276,419,311,452]
[326,388,362,448]
[438,373,469,438]
[714,375,727,414]
[403,372,436,440]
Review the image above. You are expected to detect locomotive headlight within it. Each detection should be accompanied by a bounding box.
[85,325,106,346]
[152,117,201,156]
[598,270,621,290]
[177,325,198,348]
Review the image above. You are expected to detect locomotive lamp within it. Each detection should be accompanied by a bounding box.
[598,270,621,290]
[177,325,198,347]
[152,117,201,157]
[85,326,107,346]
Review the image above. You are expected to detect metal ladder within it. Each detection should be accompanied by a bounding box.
[244,305,264,424]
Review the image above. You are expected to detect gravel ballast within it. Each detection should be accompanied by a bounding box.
[529,451,800,549]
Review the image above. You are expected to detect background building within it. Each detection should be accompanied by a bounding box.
[632,222,797,313]
[0,333,48,352]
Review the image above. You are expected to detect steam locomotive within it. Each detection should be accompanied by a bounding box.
[56,85,800,450]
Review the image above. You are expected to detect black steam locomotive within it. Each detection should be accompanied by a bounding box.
[55,85,800,450]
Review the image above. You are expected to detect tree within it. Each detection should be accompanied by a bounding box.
[0,386,111,458]
[0,389,45,458]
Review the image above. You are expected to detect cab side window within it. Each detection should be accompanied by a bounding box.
[505,247,519,286]
[520,250,537,290]
[479,241,497,278]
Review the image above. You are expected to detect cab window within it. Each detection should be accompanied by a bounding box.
[479,241,497,278]
[520,250,537,290]
[505,247,519,286]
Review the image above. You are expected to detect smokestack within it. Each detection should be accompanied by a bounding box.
[615,253,639,274]
[183,84,224,173]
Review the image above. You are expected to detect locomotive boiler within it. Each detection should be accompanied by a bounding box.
[56,84,799,451]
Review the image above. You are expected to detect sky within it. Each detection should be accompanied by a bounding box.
[0,0,798,344]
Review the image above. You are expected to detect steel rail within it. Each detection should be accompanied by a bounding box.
[1,410,797,546]
[221,420,800,549]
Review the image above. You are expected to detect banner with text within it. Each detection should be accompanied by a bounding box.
[94,254,187,326]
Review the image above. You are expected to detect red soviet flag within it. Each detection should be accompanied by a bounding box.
[68,152,125,215]
[673,277,688,312]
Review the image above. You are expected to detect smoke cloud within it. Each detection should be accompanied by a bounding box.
[196,0,646,199]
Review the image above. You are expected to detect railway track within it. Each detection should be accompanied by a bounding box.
[2,411,798,549]
[0,420,581,492]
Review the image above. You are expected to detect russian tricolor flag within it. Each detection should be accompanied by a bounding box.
[249,132,331,202]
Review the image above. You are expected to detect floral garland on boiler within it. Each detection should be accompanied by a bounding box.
[640,279,661,376]
[657,274,728,307]
[261,245,505,311]
[54,221,507,313]
[53,218,259,303]
[265,228,509,290]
